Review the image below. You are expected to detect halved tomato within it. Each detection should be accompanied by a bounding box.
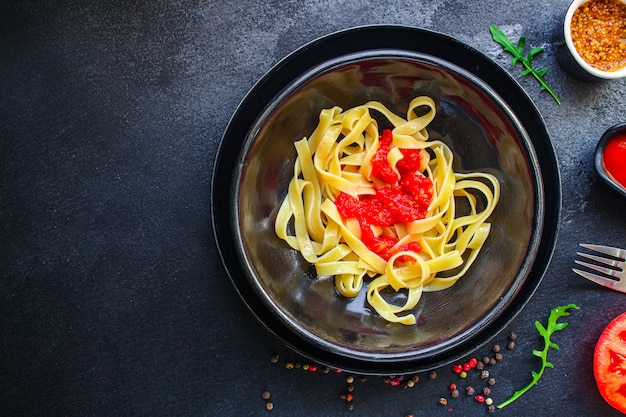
[594,311,626,414]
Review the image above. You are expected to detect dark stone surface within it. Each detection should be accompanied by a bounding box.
[2,1,625,416]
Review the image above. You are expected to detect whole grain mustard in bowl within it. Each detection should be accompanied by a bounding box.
[561,0,626,80]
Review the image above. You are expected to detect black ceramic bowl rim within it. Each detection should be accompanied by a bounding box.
[595,123,626,198]
[211,25,561,374]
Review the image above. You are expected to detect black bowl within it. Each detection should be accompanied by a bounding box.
[595,123,626,198]
[211,25,561,374]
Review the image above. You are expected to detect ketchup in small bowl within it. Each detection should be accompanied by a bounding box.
[596,123,626,198]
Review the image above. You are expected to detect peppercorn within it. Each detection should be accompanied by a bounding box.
[465,386,475,396]
[323,366,330,374]
[492,344,501,353]
[480,370,489,379]
[285,362,294,369]
[266,402,274,411]
[347,384,354,392]
[495,353,503,361]
[302,364,309,371]
[390,379,401,387]
[489,358,497,366]
[347,402,354,411]
[406,379,415,388]
[438,397,448,406]
[452,364,463,374]
[485,397,494,406]
[476,361,484,370]
[509,332,517,341]
[360,376,368,383]
[475,395,485,403]
[449,383,457,391]
[482,387,491,396]
[459,371,467,379]
[450,389,460,398]
[488,377,496,386]
[411,375,419,383]
[488,404,496,413]
[482,356,491,365]
[507,341,516,350]
[262,391,271,400]
[429,371,437,380]
[270,354,279,364]
[346,375,354,384]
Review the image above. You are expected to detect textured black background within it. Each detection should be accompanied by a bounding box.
[2,1,626,416]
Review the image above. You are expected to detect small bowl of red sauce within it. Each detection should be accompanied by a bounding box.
[596,123,626,198]
[560,0,626,80]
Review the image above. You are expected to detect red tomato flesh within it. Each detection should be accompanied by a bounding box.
[594,311,626,414]
[334,129,432,261]
[602,133,626,188]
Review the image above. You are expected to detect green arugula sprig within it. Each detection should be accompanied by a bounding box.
[497,303,579,409]
[489,25,561,105]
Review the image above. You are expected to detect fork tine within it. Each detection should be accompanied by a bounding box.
[579,244,626,261]
[573,268,626,294]
[576,252,625,271]
[574,259,623,278]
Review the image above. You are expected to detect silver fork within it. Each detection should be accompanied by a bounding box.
[573,244,626,293]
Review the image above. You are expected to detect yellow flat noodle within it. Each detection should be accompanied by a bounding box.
[274,97,500,325]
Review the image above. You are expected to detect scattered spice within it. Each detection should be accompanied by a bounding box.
[265,402,274,411]
[465,386,475,396]
[439,397,448,406]
[570,0,626,72]
[261,391,271,400]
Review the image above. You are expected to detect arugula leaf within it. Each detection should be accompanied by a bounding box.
[489,25,561,105]
[497,304,579,409]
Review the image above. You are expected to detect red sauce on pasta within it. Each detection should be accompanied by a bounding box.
[335,129,433,260]
[603,133,626,187]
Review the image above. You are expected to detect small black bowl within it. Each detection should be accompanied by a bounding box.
[595,123,626,198]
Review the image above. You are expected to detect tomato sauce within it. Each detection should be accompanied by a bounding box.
[602,133,626,188]
[335,129,433,260]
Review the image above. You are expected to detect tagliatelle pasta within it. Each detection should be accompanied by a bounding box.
[274,97,500,325]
